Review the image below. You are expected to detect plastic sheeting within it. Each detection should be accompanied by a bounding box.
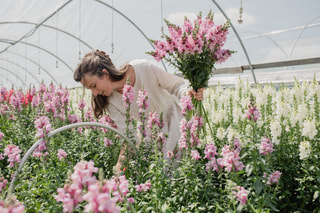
[0,0,319,89]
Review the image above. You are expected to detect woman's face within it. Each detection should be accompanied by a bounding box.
[81,70,113,97]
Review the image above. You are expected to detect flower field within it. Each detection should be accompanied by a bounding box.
[0,80,320,212]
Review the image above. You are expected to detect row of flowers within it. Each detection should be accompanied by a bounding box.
[0,79,320,212]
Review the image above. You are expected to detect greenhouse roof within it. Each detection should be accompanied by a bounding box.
[0,0,319,90]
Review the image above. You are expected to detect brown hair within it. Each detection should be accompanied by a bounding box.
[74,50,127,118]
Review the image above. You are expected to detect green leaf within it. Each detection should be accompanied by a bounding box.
[313,191,319,202]
[254,179,263,195]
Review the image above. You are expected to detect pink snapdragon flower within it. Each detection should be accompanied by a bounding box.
[135,180,152,192]
[245,105,261,122]
[265,171,282,185]
[68,114,81,123]
[78,99,86,111]
[103,138,113,147]
[259,137,274,155]
[179,95,194,116]
[0,177,8,193]
[137,89,149,113]
[34,116,52,139]
[0,196,25,213]
[98,115,117,133]
[122,84,134,109]
[191,150,200,160]
[233,186,249,205]
[57,149,68,160]
[4,144,22,168]
[204,143,218,160]
[83,182,120,213]
[0,132,4,141]
[205,158,219,172]
[55,161,98,212]
[217,145,244,172]
[147,110,161,129]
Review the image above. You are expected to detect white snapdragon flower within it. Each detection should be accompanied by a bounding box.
[227,127,240,144]
[275,101,291,119]
[270,120,281,145]
[295,103,308,124]
[212,110,223,124]
[233,107,242,123]
[216,127,226,141]
[299,141,311,160]
[301,119,317,140]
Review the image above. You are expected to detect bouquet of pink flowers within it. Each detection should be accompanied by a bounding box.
[148,10,234,92]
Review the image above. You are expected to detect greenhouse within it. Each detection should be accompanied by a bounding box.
[0,0,320,212]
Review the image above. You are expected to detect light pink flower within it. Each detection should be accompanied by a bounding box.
[259,137,274,155]
[135,180,152,192]
[245,105,261,122]
[0,177,8,193]
[167,151,174,159]
[0,132,4,141]
[137,89,149,110]
[0,196,25,213]
[204,143,218,160]
[191,150,200,160]
[122,84,134,109]
[57,149,68,160]
[103,138,113,147]
[179,95,194,116]
[4,144,22,168]
[267,171,282,185]
[78,99,86,110]
[233,186,249,205]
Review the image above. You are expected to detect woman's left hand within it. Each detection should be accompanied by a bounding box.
[188,87,205,101]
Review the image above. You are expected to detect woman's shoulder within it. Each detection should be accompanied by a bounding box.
[129,59,162,70]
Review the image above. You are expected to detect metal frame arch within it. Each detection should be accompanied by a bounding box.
[229,31,289,58]
[0,58,41,84]
[0,21,94,51]
[94,0,168,71]
[0,66,27,88]
[0,71,16,87]
[6,51,59,85]
[0,39,73,72]
[288,16,320,58]
[211,0,257,84]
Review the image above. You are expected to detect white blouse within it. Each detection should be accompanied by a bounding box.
[106,59,187,154]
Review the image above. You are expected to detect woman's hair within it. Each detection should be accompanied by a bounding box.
[74,50,128,118]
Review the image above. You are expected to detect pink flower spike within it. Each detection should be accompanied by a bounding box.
[57,149,68,160]
[0,132,4,141]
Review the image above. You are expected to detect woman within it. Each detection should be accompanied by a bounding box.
[74,50,204,171]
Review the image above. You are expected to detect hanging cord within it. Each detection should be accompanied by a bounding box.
[0,0,73,54]
[56,11,59,68]
[111,0,114,53]
[24,40,27,82]
[238,0,243,24]
[160,0,164,38]
[78,0,82,59]
[38,28,40,74]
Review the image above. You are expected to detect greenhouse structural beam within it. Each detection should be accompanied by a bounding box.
[6,51,59,85]
[0,39,74,72]
[94,0,168,71]
[0,0,73,54]
[0,58,41,84]
[0,21,94,51]
[0,66,27,88]
[211,0,257,84]
[211,57,320,75]
[241,57,320,70]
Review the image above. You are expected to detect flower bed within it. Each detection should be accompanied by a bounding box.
[0,80,319,212]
